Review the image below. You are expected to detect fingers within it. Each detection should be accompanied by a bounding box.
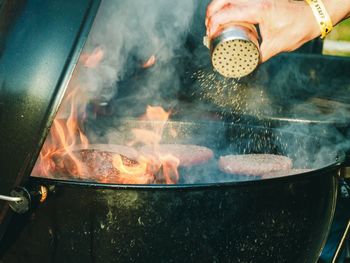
[206,0,232,20]
[206,0,250,19]
[206,0,234,34]
[207,4,260,38]
[206,0,233,35]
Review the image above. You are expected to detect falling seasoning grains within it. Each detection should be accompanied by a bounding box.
[191,69,268,119]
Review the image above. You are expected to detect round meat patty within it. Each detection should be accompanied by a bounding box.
[72,144,138,160]
[62,149,154,184]
[218,154,293,176]
[139,144,214,167]
[34,144,153,184]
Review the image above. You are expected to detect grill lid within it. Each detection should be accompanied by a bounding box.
[0,0,100,239]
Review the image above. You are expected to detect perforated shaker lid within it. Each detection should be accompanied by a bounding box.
[212,39,260,78]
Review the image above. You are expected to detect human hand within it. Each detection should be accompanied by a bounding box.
[206,0,350,62]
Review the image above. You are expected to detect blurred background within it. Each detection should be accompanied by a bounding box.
[324,20,350,56]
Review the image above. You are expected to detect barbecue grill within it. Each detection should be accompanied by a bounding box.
[1,0,350,262]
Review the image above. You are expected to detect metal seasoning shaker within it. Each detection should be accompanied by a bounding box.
[204,24,260,78]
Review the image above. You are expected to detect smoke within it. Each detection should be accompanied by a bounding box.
[76,0,195,105]
[50,0,350,184]
[274,123,336,169]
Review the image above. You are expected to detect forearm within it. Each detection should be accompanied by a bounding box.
[323,0,350,25]
[205,0,350,63]
[298,0,350,44]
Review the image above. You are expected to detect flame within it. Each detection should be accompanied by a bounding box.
[142,105,170,121]
[131,128,162,146]
[127,105,180,184]
[34,56,179,184]
[142,55,156,68]
[112,154,147,176]
[158,154,180,184]
[37,89,88,177]
[111,155,154,184]
[80,46,105,68]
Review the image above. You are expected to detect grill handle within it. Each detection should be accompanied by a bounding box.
[0,195,22,202]
[0,186,49,214]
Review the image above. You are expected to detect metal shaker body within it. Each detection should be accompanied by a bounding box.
[206,24,260,78]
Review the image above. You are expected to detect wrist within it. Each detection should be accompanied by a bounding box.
[302,2,323,41]
[304,0,333,39]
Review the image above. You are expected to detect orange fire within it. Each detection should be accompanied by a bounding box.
[35,88,89,177]
[142,55,156,68]
[32,41,178,184]
[119,105,179,184]
[34,84,180,184]
[80,46,105,68]
[130,105,171,146]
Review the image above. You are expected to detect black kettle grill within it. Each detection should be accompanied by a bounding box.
[1,0,350,263]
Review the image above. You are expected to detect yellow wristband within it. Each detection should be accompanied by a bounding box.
[305,0,333,39]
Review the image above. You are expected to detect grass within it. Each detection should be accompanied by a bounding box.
[327,19,350,42]
[323,50,350,56]
[323,19,350,56]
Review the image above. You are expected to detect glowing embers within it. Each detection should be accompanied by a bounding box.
[80,47,105,68]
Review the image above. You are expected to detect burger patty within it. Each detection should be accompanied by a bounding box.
[218,154,293,176]
[139,144,214,167]
[48,144,152,184]
[72,144,138,160]
[68,149,154,184]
